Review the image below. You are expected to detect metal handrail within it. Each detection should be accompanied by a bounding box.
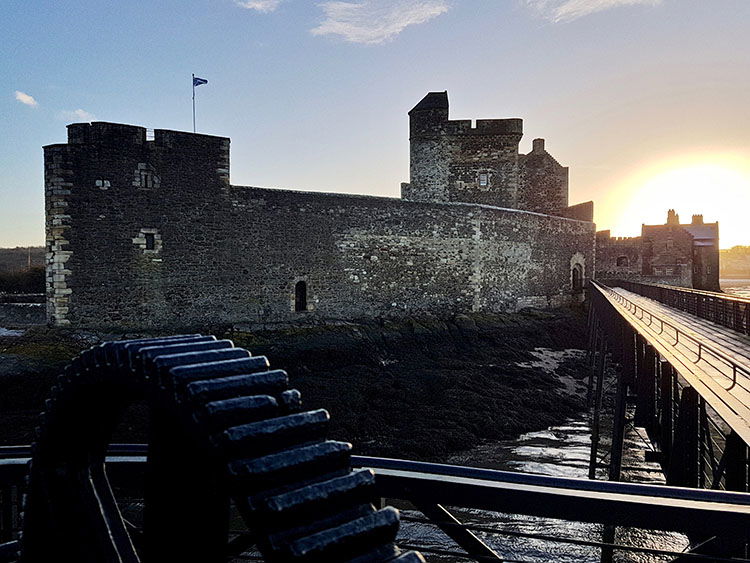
[594,281,749,392]
[609,280,750,336]
[646,282,750,303]
[3,447,750,561]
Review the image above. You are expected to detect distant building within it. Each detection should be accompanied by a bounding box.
[596,210,720,291]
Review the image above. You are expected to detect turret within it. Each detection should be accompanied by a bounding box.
[408,91,449,137]
[403,91,524,208]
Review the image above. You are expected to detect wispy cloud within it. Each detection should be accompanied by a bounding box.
[311,0,449,44]
[14,91,38,107]
[59,109,96,122]
[235,0,283,12]
[525,0,660,23]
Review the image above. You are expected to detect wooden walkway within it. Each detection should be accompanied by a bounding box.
[603,287,750,445]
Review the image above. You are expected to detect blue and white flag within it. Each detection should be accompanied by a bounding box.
[193,76,208,87]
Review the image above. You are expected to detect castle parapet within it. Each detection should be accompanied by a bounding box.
[67,122,147,146]
[46,122,231,187]
[406,92,526,208]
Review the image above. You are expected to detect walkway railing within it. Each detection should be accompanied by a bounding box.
[600,283,750,393]
[2,446,750,562]
[609,280,750,336]
[588,280,750,497]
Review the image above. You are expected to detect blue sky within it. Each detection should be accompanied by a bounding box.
[3,0,750,247]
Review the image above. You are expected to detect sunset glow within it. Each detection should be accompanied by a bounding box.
[599,154,750,249]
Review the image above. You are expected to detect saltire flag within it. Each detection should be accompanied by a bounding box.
[193,76,208,87]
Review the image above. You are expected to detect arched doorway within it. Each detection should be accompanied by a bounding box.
[571,264,583,294]
[294,281,307,312]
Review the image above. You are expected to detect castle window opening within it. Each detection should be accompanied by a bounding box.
[478,173,489,187]
[145,233,156,251]
[616,256,629,267]
[294,281,307,312]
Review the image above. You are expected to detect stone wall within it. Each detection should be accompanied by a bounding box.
[641,224,694,288]
[518,139,568,215]
[595,231,643,280]
[404,92,523,208]
[44,122,595,330]
[403,92,578,218]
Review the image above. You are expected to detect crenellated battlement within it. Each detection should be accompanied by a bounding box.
[42,97,596,330]
[45,122,231,190]
[442,118,524,136]
[405,91,571,215]
[409,92,523,139]
[67,122,147,145]
[596,230,641,244]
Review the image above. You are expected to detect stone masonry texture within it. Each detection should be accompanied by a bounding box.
[402,92,570,217]
[595,210,720,291]
[44,95,596,330]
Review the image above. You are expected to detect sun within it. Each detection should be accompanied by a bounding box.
[601,154,750,249]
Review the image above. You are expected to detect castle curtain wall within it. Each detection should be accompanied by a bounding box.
[44,122,595,330]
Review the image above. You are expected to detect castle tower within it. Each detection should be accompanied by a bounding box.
[44,122,230,326]
[517,138,569,215]
[402,92,524,208]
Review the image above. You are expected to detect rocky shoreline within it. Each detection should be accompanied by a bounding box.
[0,308,590,461]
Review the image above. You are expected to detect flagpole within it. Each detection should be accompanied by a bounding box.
[192,73,196,133]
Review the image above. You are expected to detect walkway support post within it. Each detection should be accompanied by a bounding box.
[589,339,607,480]
[725,431,749,492]
[635,344,657,437]
[658,361,674,468]
[667,386,700,488]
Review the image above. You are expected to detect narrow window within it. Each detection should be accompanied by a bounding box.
[616,256,629,267]
[665,267,674,276]
[145,233,156,250]
[294,281,307,312]
[478,173,489,187]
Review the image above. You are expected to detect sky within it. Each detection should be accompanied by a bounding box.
[2,0,750,248]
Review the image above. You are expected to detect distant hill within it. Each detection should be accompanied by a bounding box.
[721,246,750,278]
[0,247,45,273]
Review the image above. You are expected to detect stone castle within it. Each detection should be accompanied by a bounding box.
[595,210,720,291]
[44,92,596,329]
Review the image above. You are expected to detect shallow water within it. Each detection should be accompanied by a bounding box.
[396,417,689,562]
[0,327,25,337]
[722,278,750,298]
